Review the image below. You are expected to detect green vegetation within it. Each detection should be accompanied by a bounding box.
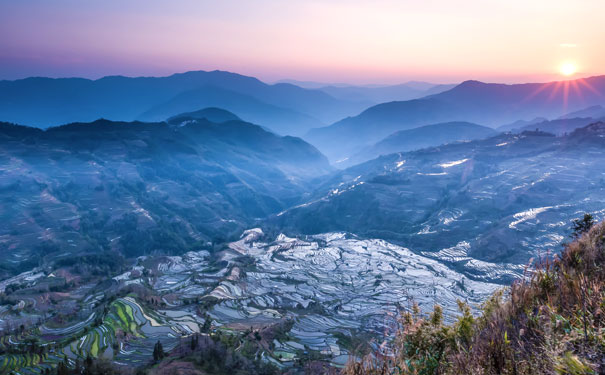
[0,298,145,374]
[55,254,126,278]
[346,218,605,375]
[144,333,280,375]
[572,213,595,239]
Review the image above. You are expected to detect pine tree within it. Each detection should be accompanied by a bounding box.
[572,213,595,238]
[57,361,68,375]
[153,341,159,362]
[153,340,164,362]
[190,334,197,350]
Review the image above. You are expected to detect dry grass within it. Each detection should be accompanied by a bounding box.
[344,221,605,375]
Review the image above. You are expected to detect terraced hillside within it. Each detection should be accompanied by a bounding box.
[0,226,498,374]
[275,123,605,283]
[0,297,198,374]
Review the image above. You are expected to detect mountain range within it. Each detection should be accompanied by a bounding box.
[313,82,456,104]
[306,76,605,161]
[2,69,605,374]
[274,123,605,282]
[341,121,497,167]
[0,114,330,277]
[0,70,368,136]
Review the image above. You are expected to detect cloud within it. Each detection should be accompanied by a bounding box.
[559,43,577,48]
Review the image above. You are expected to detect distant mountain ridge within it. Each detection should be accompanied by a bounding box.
[167,107,241,124]
[305,76,605,161]
[317,82,456,104]
[558,104,605,119]
[342,121,497,167]
[0,70,368,136]
[514,117,600,135]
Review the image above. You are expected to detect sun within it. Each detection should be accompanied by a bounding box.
[559,62,577,77]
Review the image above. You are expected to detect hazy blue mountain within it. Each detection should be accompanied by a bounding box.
[342,121,497,167]
[275,79,354,89]
[496,117,548,132]
[0,70,366,133]
[422,83,458,95]
[515,117,600,135]
[276,79,456,108]
[320,84,424,103]
[305,97,460,161]
[136,85,322,135]
[317,82,456,105]
[0,118,331,275]
[167,107,241,124]
[559,104,605,119]
[274,123,605,282]
[429,77,605,122]
[305,76,605,161]
[401,81,441,91]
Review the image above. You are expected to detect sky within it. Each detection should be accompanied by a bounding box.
[1,0,604,84]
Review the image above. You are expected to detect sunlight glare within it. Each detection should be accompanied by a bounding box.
[560,62,577,77]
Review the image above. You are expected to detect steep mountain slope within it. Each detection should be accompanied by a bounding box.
[0,70,365,133]
[0,118,331,277]
[342,122,497,167]
[275,123,605,282]
[306,76,605,161]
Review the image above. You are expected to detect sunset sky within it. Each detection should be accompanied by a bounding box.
[1,0,604,84]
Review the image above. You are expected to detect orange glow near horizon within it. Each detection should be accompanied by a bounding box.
[0,0,604,84]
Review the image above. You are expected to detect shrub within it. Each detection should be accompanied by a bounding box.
[345,219,605,375]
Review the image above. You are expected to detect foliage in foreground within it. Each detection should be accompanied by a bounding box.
[345,218,605,375]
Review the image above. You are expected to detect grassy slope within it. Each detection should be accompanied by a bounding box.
[347,221,605,375]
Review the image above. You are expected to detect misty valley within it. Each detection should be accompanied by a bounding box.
[1,71,605,374]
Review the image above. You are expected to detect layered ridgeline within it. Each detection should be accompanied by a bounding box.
[346,218,605,375]
[306,75,605,161]
[274,122,605,283]
[496,105,605,135]
[0,70,368,136]
[2,117,605,374]
[342,122,497,167]
[0,113,331,278]
[312,82,456,104]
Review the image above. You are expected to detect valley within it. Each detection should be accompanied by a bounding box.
[0,73,604,374]
[276,126,605,268]
[3,0,605,372]
[0,228,497,374]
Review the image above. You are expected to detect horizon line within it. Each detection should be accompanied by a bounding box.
[1,68,603,87]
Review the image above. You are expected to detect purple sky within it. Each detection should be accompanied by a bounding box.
[1,0,604,84]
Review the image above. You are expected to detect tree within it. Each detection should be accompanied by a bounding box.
[74,358,82,374]
[190,334,198,350]
[572,213,595,238]
[57,357,69,375]
[200,314,212,333]
[153,340,165,362]
[85,354,93,372]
